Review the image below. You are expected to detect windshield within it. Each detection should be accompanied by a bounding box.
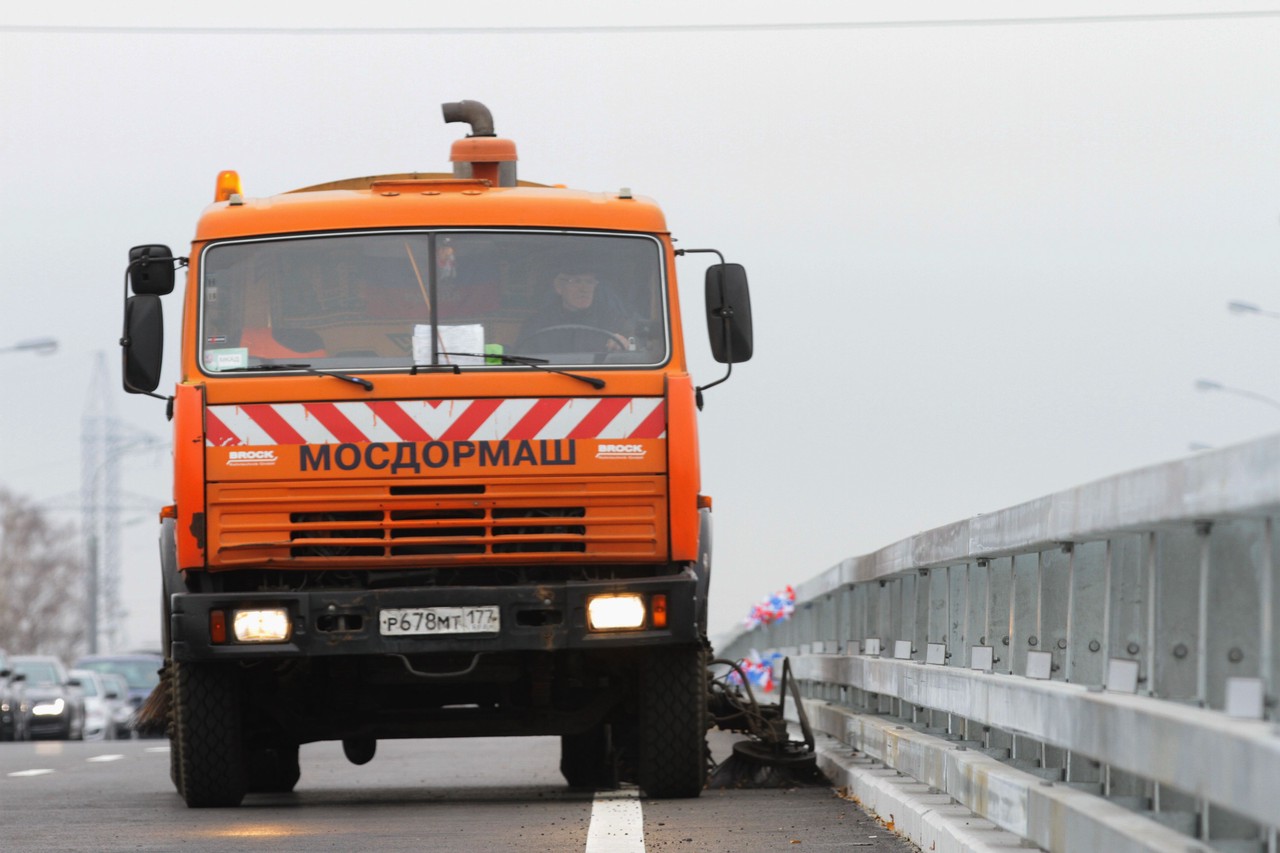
[14,661,59,685]
[199,231,668,373]
[78,660,161,691]
[71,672,99,696]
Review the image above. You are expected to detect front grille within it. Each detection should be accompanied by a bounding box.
[288,506,587,557]
[209,476,665,567]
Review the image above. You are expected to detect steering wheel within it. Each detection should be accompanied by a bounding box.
[517,324,625,351]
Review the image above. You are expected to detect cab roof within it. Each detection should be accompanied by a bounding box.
[193,174,669,243]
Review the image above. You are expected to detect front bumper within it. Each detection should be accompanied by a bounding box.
[26,716,71,739]
[171,570,700,662]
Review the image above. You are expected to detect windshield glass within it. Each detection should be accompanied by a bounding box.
[14,661,58,685]
[78,660,161,691]
[200,231,668,372]
[72,672,99,696]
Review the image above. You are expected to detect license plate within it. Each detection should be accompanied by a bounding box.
[379,606,501,636]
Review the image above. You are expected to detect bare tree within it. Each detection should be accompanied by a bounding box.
[0,488,86,660]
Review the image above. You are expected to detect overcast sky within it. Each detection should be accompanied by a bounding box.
[3,1,1279,650]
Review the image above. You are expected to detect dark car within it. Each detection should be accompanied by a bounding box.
[70,654,163,735]
[11,656,85,740]
[0,648,30,741]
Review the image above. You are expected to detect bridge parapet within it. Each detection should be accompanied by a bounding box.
[721,433,1280,853]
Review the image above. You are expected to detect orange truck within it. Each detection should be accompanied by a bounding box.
[120,100,753,807]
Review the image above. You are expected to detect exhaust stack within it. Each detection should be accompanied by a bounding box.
[442,100,517,187]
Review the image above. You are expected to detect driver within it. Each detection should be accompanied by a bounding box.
[519,264,631,352]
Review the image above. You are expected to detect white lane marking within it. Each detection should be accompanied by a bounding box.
[7,769,55,777]
[585,787,645,853]
[144,746,170,754]
[87,754,125,763]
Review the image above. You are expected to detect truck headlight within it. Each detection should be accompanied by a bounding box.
[232,608,292,643]
[32,698,65,717]
[586,594,646,631]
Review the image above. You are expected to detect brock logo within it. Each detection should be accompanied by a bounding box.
[227,449,278,467]
[595,443,646,460]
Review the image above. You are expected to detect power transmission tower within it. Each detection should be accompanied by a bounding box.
[80,353,167,653]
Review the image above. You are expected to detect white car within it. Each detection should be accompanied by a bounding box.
[97,672,134,738]
[69,669,117,741]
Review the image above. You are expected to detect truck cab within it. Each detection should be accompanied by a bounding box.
[121,100,752,807]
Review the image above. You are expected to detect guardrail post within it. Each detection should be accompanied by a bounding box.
[1203,518,1270,845]
[849,582,866,653]
[965,559,989,669]
[1012,553,1038,679]
[1109,533,1148,677]
[1065,540,1106,784]
[834,587,846,655]
[983,557,1015,756]
[988,556,1012,675]
[1154,526,1202,703]
[1041,545,1070,683]
[1068,540,1107,686]
[1011,552,1042,762]
[1206,519,1266,712]
[945,563,969,737]
[946,563,966,664]
[1095,534,1148,799]
[902,571,921,663]
[1152,526,1202,819]
[923,567,947,727]
[1265,516,1276,723]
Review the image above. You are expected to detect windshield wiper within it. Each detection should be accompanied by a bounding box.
[221,363,374,391]
[431,353,606,390]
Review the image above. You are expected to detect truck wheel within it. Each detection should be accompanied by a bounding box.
[167,663,183,794]
[173,661,246,807]
[637,644,708,798]
[245,742,300,793]
[560,724,617,789]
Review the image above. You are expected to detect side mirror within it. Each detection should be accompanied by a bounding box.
[10,672,25,683]
[705,263,753,364]
[128,244,177,295]
[123,294,164,393]
[67,677,82,689]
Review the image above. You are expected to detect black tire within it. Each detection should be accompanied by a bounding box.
[173,661,246,807]
[163,661,181,794]
[560,724,617,789]
[245,742,300,793]
[169,727,181,794]
[637,644,708,798]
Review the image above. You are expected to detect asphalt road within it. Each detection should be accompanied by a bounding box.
[0,732,918,852]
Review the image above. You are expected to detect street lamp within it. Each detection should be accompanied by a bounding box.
[1227,300,1280,320]
[1194,378,1280,412]
[0,337,57,355]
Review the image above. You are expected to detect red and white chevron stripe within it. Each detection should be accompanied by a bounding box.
[206,398,666,447]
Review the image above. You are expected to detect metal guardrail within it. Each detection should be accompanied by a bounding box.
[719,433,1280,853]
